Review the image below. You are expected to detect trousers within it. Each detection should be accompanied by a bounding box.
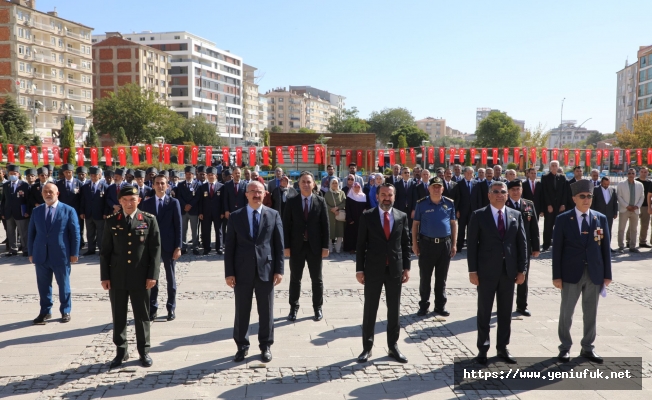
[85,218,104,252]
[35,260,72,315]
[110,288,151,355]
[6,217,28,253]
[149,250,177,314]
[181,213,199,250]
[418,237,451,310]
[362,269,402,351]
[558,268,601,352]
[288,242,324,310]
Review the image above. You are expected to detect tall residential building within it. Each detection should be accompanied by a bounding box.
[615,60,638,132]
[0,0,94,145]
[93,31,243,141]
[242,63,260,144]
[476,107,524,132]
[637,45,652,120]
[262,87,332,133]
[289,85,345,116]
[258,95,268,134]
[546,121,600,148]
[92,33,171,104]
[416,117,446,140]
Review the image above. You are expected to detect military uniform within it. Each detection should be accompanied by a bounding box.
[413,184,456,314]
[100,191,161,357]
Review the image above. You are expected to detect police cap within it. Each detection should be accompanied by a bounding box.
[158,170,169,178]
[429,177,444,187]
[169,170,179,178]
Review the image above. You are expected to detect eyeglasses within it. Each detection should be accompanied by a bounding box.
[347,178,354,181]
[577,194,594,199]
[491,190,507,194]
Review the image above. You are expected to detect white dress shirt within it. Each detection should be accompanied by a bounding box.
[490,204,507,227]
[601,186,611,204]
[378,207,395,231]
[574,208,592,234]
[45,200,59,222]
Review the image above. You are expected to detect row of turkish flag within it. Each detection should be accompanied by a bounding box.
[0,144,648,167]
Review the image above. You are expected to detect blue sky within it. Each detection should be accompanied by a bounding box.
[40,0,649,135]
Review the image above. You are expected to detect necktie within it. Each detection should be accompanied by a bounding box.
[158,198,163,215]
[304,197,309,239]
[252,209,259,239]
[235,182,238,195]
[514,200,519,210]
[581,213,590,244]
[467,181,471,193]
[531,180,535,194]
[126,215,132,227]
[497,210,505,239]
[210,183,214,197]
[12,182,16,193]
[45,206,52,231]
[384,211,391,240]
[404,181,407,191]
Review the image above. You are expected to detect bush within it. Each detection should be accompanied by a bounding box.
[384,168,392,175]
[507,162,517,170]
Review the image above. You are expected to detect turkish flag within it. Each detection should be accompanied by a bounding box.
[30,146,38,165]
[301,145,309,163]
[426,147,433,164]
[53,147,60,165]
[161,145,169,165]
[378,150,384,167]
[76,147,84,166]
[221,147,229,166]
[552,148,559,161]
[356,150,363,166]
[263,147,271,165]
[205,146,212,164]
[178,146,185,165]
[439,147,445,163]
[603,149,609,162]
[542,148,548,165]
[514,147,519,162]
[315,145,322,164]
[410,148,415,164]
[492,148,498,163]
[19,145,25,164]
[90,147,98,165]
[503,148,509,164]
[389,149,395,165]
[574,149,581,166]
[481,148,487,164]
[131,146,139,165]
[637,149,642,165]
[145,144,152,164]
[7,144,14,163]
[235,147,242,166]
[366,151,372,169]
[335,149,341,166]
[288,146,295,163]
[41,147,49,165]
[399,148,406,164]
[561,149,568,165]
[648,149,652,166]
[274,147,282,165]
[0,144,3,162]
[63,148,70,164]
[104,147,112,166]
[597,149,602,166]
[459,148,465,164]
[470,148,476,162]
[615,149,620,165]
[191,146,199,165]
[530,147,536,164]
[586,149,592,167]
[446,147,452,164]
[345,150,352,166]
[249,147,256,166]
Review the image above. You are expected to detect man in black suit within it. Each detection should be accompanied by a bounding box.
[198,167,224,255]
[223,167,248,220]
[225,181,284,363]
[385,164,402,185]
[522,167,542,217]
[356,183,411,364]
[283,172,330,322]
[410,169,430,217]
[452,164,463,182]
[493,165,507,182]
[442,169,457,200]
[472,168,491,210]
[271,175,298,218]
[591,176,618,243]
[79,167,108,256]
[467,180,527,364]
[394,167,413,216]
[541,160,568,251]
[454,166,477,252]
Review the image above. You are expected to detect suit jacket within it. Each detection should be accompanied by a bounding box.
[355,207,411,282]
[591,186,618,219]
[471,179,491,210]
[223,180,248,213]
[267,177,282,194]
[454,179,477,216]
[105,182,123,212]
[394,179,413,214]
[552,209,612,285]
[271,186,298,218]
[410,181,429,211]
[139,195,182,252]
[1,180,31,219]
[28,202,80,266]
[616,180,645,214]
[283,193,329,255]
[467,206,527,280]
[55,178,83,210]
[522,179,542,215]
[385,175,401,186]
[28,181,47,212]
[224,205,284,285]
[80,181,109,220]
[541,172,568,211]
[173,180,200,216]
[505,198,540,256]
[197,181,225,219]
[442,180,457,199]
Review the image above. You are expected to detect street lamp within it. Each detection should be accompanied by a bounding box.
[155,136,165,170]
[558,97,565,147]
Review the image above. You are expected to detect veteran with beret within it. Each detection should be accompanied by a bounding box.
[1,165,31,256]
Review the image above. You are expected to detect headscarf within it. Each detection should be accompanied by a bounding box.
[346,174,355,188]
[330,177,341,193]
[347,181,366,203]
[367,174,376,184]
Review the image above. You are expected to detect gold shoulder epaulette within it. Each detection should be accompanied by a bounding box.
[107,213,118,219]
[141,211,154,217]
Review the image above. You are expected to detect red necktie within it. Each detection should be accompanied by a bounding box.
[384,211,390,240]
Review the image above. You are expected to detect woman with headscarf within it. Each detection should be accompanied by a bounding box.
[343,180,368,254]
[367,173,384,209]
[343,174,354,195]
[325,177,346,253]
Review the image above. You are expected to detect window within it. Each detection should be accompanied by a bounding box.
[150,37,154,40]
[85,90,90,99]
[51,53,56,61]
[19,62,25,72]
[18,28,24,38]
[59,55,64,63]
[18,45,24,55]
[174,36,180,39]
[51,37,56,46]
[52,85,57,94]
[52,100,58,108]
[278,97,284,102]
[640,70,647,83]
[19,97,25,105]
[140,37,145,41]
[58,39,63,47]
[51,68,56,77]
[26,64,32,73]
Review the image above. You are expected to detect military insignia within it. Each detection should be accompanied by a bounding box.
[204,191,208,197]
[132,188,138,194]
[137,213,143,221]
[74,188,79,194]
[140,236,145,242]
[136,223,148,229]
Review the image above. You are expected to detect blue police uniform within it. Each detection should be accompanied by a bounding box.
[413,194,456,314]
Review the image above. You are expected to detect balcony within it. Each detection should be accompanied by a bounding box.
[66,93,84,101]
[29,20,54,33]
[65,30,82,40]
[65,46,81,55]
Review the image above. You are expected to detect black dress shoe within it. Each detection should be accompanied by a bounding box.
[83,251,96,256]
[139,354,153,367]
[202,249,210,255]
[287,306,299,321]
[5,252,17,257]
[192,249,200,255]
[497,349,517,364]
[61,313,71,323]
[181,248,187,255]
[434,308,450,317]
[416,308,428,316]
[313,309,323,321]
[109,350,129,369]
[33,313,52,325]
[233,349,248,362]
[388,345,408,363]
[357,349,372,363]
[475,352,488,365]
[261,347,272,362]
[216,249,224,255]
[516,308,531,317]
[557,350,571,363]
[640,243,652,248]
[541,246,550,252]
[149,312,157,322]
[579,349,603,364]
[167,311,175,321]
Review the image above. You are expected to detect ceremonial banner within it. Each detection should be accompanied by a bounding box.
[470,148,476,162]
[205,146,212,164]
[446,147,452,164]
[131,146,139,165]
[315,145,323,164]
[145,144,153,164]
[8,145,15,163]
[104,147,112,166]
[90,147,98,165]
[357,150,363,166]
[637,148,642,165]
[41,146,49,165]
[481,148,487,164]
[563,149,569,165]
[235,147,242,166]
[366,150,372,168]
[648,149,652,166]
[221,147,229,166]
[178,145,185,165]
[410,147,415,164]
[272,147,280,165]
[249,147,256,166]
[19,145,25,164]
[163,145,171,165]
[191,146,199,165]
[426,147,432,164]
[0,144,2,162]
[346,150,352,166]
[389,149,395,165]
[63,148,70,164]
[597,149,602,166]
[76,147,84,166]
[530,147,536,164]
[574,149,581,166]
[262,147,270,166]
[492,148,498,163]
[542,148,548,165]
[30,146,38,165]
[335,148,341,166]
[288,146,295,163]
[585,149,592,167]
[514,147,519,163]
[503,148,509,164]
[614,149,620,165]
[53,147,60,165]
[459,148,465,164]
[439,147,445,164]
[378,149,384,167]
[625,149,630,164]
[302,145,309,163]
[552,148,558,161]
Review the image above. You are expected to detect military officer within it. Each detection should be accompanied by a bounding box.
[100,185,161,369]
[412,177,457,317]
[56,164,84,250]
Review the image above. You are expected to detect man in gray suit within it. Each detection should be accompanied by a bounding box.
[591,176,618,251]
[225,181,284,363]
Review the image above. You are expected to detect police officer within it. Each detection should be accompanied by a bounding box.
[100,185,161,369]
[412,177,457,317]
[1,165,31,256]
[505,179,540,317]
[175,166,200,255]
[56,164,84,250]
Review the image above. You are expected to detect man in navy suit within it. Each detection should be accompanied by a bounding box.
[553,179,612,364]
[225,181,284,363]
[140,174,182,321]
[1,165,31,256]
[27,183,80,324]
[56,163,84,250]
[198,167,224,255]
[174,166,200,255]
[80,167,108,255]
[454,166,478,252]
[224,166,248,219]
[467,180,527,364]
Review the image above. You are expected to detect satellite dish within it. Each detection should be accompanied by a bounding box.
[69,104,75,110]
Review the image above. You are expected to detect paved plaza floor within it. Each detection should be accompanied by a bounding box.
[1,219,651,399]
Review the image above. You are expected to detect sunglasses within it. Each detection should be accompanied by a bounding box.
[347,178,354,181]
[577,194,594,199]
[491,190,507,194]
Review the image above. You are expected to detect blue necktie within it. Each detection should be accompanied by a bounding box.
[45,206,52,231]
[581,213,590,245]
[252,209,259,239]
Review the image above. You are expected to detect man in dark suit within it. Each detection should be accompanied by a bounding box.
[385,164,402,185]
[133,170,154,201]
[175,166,200,255]
[505,180,540,317]
[28,183,80,324]
[283,171,330,321]
[454,166,477,252]
[139,175,182,321]
[197,167,224,255]
[1,165,31,256]
[225,181,284,363]
[394,167,414,218]
[472,169,492,210]
[591,176,618,249]
[271,175,298,218]
[105,168,125,216]
[467,180,527,364]
[224,166,248,220]
[522,167,542,217]
[452,164,463,182]
[410,169,430,217]
[28,167,50,213]
[553,179,612,364]
[493,165,507,183]
[442,169,457,200]
[356,183,412,364]
[267,167,284,193]
[79,167,108,256]
[56,163,84,251]
[541,160,569,251]
[566,166,583,211]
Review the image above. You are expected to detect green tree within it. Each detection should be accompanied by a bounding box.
[0,123,6,145]
[6,121,20,144]
[368,107,416,143]
[521,123,550,148]
[91,83,183,145]
[584,131,604,147]
[173,115,222,146]
[85,124,99,147]
[0,95,30,141]
[328,107,370,133]
[116,127,128,145]
[261,128,270,146]
[617,113,652,148]
[475,111,521,148]
[430,137,468,147]
[60,117,76,164]
[298,127,316,133]
[389,125,429,148]
[270,125,282,133]
[30,135,41,146]
[397,134,408,149]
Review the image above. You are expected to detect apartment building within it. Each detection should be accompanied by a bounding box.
[545,121,600,148]
[0,0,94,145]
[263,87,332,133]
[289,85,345,117]
[637,45,652,120]
[92,32,171,104]
[416,117,446,140]
[258,95,268,135]
[243,63,259,144]
[93,31,243,141]
[476,107,525,132]
[615,60,638,132]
